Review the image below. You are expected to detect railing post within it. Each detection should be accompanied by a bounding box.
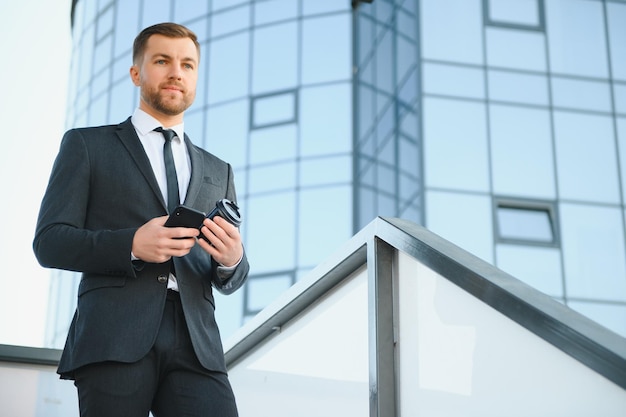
[368,236,397,417]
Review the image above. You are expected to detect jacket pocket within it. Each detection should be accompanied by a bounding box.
[78,275,126,296]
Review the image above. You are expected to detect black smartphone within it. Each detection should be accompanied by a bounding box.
[164,205,206,229]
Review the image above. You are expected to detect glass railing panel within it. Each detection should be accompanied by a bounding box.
[228,267,369,417]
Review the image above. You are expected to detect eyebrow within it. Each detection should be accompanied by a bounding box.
[151,53,198,66]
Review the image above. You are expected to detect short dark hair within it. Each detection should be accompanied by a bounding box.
[132,22,200,65]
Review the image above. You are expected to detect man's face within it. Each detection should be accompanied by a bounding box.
[130,34,199,122]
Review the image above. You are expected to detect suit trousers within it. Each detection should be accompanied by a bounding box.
[73,291,239,417]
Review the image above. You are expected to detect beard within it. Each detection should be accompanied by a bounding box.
[140,82,195,116]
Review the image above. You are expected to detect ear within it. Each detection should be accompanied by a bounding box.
[130,65,140,86]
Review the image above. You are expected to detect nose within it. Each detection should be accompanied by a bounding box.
[168,63,183,80]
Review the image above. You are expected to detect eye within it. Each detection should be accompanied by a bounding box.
[183,63,194,70]
[156,59,167,65]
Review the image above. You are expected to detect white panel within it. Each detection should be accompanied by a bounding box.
[396,252,626,417]
[0,362,78,417]
[229,267,369,417]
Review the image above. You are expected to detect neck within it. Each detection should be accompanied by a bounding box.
[139,103,184,127]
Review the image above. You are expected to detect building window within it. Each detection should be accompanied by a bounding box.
[484,0,545,31]
[494,198,558,246]
[250,90,298,129]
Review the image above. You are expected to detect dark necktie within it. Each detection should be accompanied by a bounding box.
[154,127,180,213]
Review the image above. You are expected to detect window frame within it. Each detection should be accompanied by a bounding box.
[493,197,560,247]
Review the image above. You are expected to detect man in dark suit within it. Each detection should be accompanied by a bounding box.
[33,22,248,417]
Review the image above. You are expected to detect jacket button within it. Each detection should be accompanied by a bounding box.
[157,274,168,283]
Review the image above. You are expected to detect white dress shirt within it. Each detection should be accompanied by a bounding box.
[129,109,240,288]
[131,108,191,291]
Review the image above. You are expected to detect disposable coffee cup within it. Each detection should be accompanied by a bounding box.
[207,199,242,227]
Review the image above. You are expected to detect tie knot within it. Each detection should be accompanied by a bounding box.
[154,127,177,143]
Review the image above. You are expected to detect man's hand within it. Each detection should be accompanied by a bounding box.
[197,216,243,267]
[132,216,200,263]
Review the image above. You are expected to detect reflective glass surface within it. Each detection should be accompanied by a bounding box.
[421,0,484,64]
[423,63,485,99]
[301,14,351,85]
[208,34,250,104]
[496,244,563,297]
[229,271,369,417]
[252,22,298,94]
[560,203,626,301]
[554,112,620,204]
[551,77,612,112]
[607,2,626,81]
[488,70,548,105]
[489,105,555,198]
[424,98,489,191]
[546,0,609,78]
[497,206,553,243]
[252,91,296,128]
[488,0,541,27]
[486,27,546,71]
[426,191,494,262]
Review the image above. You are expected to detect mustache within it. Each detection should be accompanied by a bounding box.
[160,82,185,92]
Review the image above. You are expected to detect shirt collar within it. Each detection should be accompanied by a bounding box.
[131,108,185,142]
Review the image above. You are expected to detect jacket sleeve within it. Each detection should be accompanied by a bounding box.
[33,129,138,277]
[210,162,249,294]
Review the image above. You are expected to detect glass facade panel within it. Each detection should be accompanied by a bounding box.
[560,203,626,301]
[113,2,140,57]
[546,0,609,78]
[208,33,250,104]
[421,0,484,64]
[424,98,489,191]
[551,77,612,112]
[141,0,170,28]
[249,162,297,194]
[229,272,369,417]
[300,84,352,157]
[426,191,494,262]
[497,207,553,243]
[490,105,555,198]
[174,0,209,22]
[211,5,250,38]
[298,186,353,268]
[568,301,626,338]
[246,192,297,274]
[252,91,296,128]
[488,0,541,27]
[423,63,485,99]
[496,244,563,297]
[614,83,626,114]
[486,27,546,71]
[619,118,626,201]
[250,125,297,164]
[206,101,249,168]
[554,112,620,204]
[375,30,394,95]
[213,0,248,12]
[246,274,293,312]
[254,0,298,25]
[607,2,626,82]
[302,0,350,15]
[302,14,351,85]
[299,156,352,187]
[252,22,298,94]
[488,70,548,105]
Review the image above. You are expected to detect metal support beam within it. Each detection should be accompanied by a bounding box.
[368,237,397,417]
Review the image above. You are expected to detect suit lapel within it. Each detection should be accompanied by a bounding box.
[183,134,205,208]
[115,118,168,212]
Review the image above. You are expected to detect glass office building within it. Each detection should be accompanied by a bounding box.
[46,0,626,347]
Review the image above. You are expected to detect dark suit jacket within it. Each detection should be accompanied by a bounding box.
[33,117,249,379]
